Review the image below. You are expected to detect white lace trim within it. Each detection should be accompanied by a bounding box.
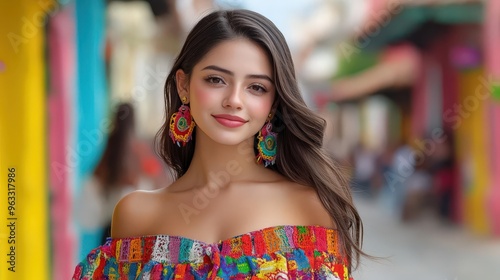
[151,235,170,263]
[188,241,205,263]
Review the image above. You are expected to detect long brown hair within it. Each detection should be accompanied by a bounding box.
[155,9,364,270]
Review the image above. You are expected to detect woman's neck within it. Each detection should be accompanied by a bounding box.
[181,131,270,188]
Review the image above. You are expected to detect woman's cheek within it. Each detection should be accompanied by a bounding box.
[251,95,274,117]
[191,83,216,106]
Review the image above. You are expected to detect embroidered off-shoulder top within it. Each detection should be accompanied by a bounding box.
[73,225,353,279]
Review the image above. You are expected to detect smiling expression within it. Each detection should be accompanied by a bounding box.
[176,38,276,146]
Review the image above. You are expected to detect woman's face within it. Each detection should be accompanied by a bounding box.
[177,38,276,146]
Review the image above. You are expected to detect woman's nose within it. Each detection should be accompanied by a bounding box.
[222,86,243,109]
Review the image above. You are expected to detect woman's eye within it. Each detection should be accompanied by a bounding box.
[206,76,224,84]
[249,84,266,93]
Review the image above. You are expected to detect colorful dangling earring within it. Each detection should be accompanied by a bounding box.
[169,96,195,147]
[256,117,277,167]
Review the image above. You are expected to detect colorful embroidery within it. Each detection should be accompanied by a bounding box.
[73,225,353,280]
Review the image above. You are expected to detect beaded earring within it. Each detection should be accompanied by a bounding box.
[256,114,277,167]
[169,96,195,147]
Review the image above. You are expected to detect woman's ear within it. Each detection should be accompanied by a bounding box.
[175,69,189,101]
[270,100,279,119]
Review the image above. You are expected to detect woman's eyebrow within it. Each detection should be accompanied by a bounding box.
[201,65,274,83]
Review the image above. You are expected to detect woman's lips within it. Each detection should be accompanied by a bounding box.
[212,114,247,128]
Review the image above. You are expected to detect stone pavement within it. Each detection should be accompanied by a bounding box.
[352,197,500,280]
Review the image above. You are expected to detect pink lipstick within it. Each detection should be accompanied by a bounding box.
[212,114,247,128]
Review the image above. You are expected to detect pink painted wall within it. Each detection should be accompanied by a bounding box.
[485,0,500,236]
[48,4,76,279]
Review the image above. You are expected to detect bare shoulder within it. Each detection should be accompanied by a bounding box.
[274,180,336,229]
[111,189,163,238]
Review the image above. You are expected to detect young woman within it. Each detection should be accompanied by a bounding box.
[73,9,363,279]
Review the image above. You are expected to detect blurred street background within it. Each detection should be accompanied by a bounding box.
[354,196,500,279]
[1,0,500,279]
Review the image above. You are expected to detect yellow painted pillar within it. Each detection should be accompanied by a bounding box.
[0,1,55,279]
[456,68,491,234]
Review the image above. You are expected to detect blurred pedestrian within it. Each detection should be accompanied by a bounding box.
[75,102,141,244]
[429,131,457,222]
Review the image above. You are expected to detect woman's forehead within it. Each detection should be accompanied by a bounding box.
[194,39,273,77]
